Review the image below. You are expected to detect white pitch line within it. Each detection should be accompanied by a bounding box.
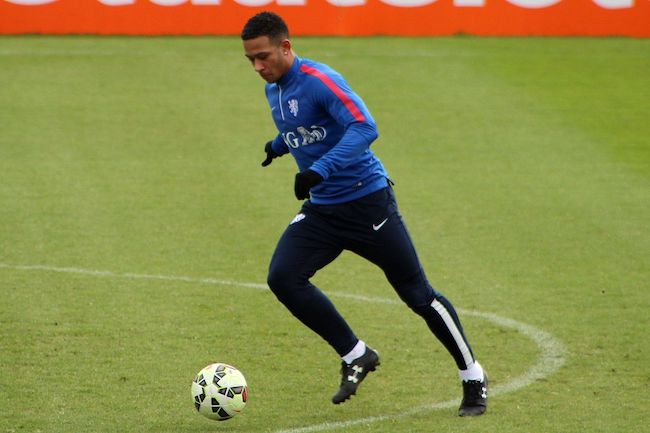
[0,262,566,432]
[0,262,268,290]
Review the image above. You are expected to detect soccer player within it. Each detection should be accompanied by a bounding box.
[241,12,488,416]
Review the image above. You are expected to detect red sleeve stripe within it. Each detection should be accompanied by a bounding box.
[300,64,366,123]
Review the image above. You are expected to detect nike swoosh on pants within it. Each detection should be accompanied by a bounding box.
[372,218,388,231]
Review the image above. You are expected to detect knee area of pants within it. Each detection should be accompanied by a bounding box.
[266,269,285,293]
[267,266,300,294]
[408,302,434,317]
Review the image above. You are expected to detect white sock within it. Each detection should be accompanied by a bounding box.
[342,340,366,364]
[459,360,484,382]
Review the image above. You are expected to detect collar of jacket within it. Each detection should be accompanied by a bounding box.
[277,56,302,87]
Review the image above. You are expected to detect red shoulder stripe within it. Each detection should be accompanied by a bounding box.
[300,64,366,123]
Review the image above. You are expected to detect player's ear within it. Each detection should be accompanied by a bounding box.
[280,39,292,54]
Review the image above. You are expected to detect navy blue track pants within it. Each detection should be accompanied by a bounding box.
[267,186,475,370]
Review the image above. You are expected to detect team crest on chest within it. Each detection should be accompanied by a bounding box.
[288,99,299,117]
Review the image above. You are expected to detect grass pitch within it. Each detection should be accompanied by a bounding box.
[1,35,649,433]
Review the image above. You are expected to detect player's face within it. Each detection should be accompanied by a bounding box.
[243,36,292,83]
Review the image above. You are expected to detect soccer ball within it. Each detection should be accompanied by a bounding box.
[191,363,248,421]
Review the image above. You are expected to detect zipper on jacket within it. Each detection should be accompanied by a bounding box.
[278,85,285,121]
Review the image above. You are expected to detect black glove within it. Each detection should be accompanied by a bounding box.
[294,169,324,200]
[261,140,279,167]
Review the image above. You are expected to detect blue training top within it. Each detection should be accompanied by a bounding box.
[265,56,389,205]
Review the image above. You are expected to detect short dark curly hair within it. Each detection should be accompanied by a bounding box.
[241,12,289,43]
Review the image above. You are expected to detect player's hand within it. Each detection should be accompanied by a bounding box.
[294,169,324,200]
[261,140,279,167]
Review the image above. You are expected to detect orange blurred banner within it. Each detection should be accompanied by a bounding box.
[1,0,648,36]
